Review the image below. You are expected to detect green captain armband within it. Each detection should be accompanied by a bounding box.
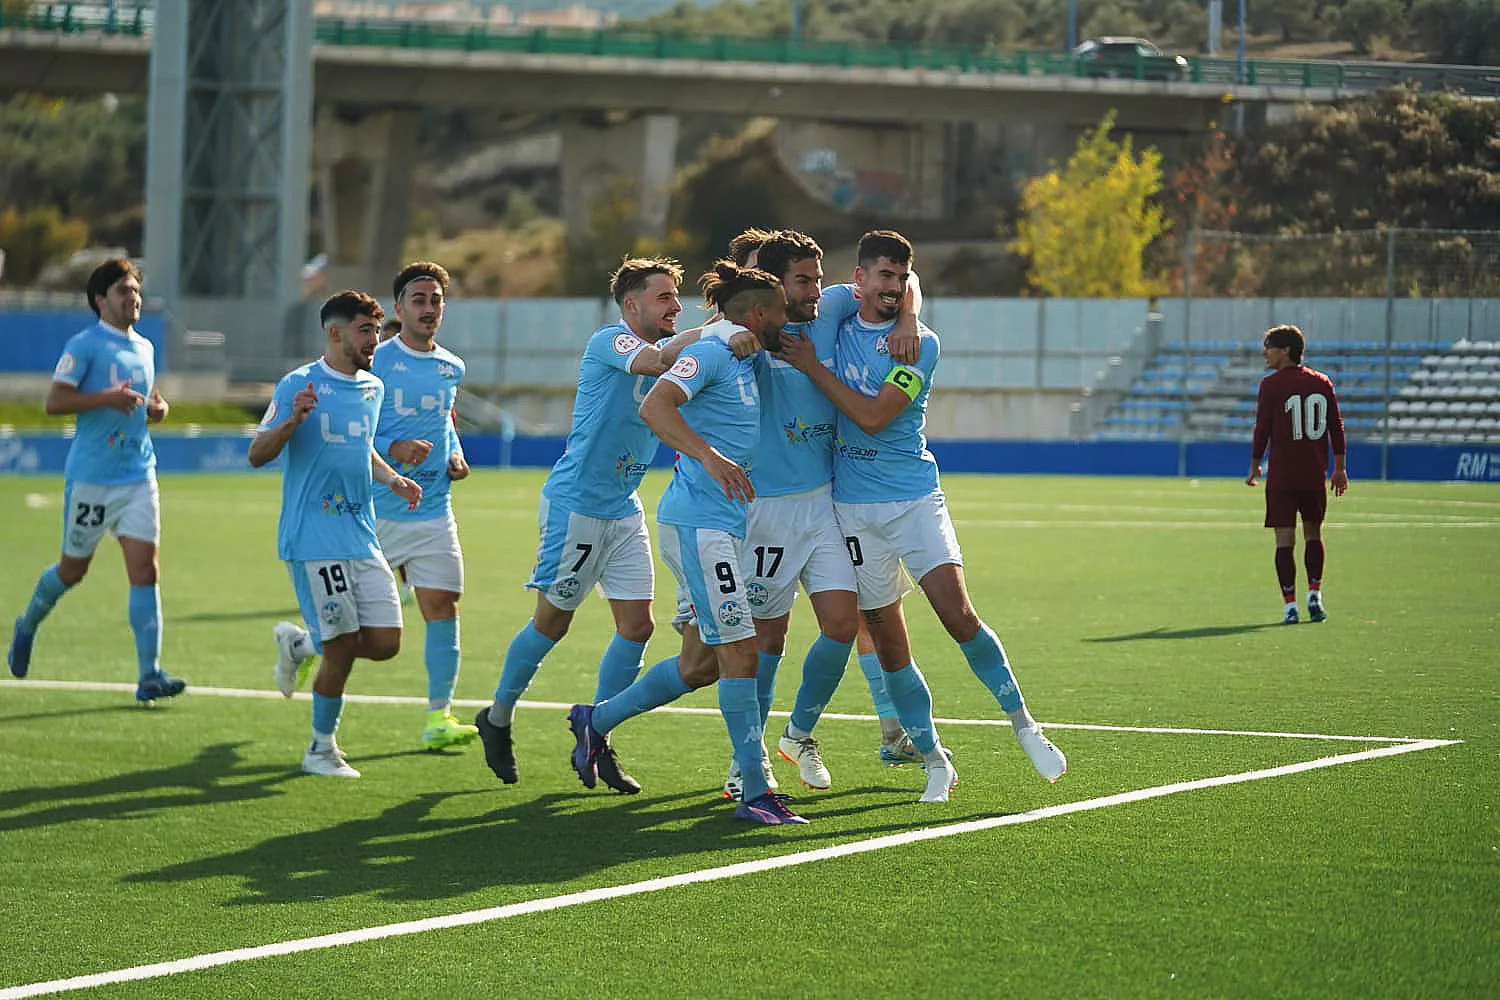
[885,365,924,402]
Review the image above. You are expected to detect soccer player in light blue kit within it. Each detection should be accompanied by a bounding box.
[568,260,808,825]
[475,257,754,792]
[271,262,479,752]
[725,229,925,798]
[249,291,423,778]
[7,259,186,702]
[781,230,1068,803]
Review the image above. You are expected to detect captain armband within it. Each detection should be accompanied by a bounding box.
[885,365,924,402]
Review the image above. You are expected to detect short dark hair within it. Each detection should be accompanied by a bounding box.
[754,230,822,282]
[382,317,402,335]
[393,261,450,302]
[610,257,684,306]
[727,228,776,267]
[698,259,782,319]
[1264,324,1306,364]
[320,290,384,328]
[856,230,914,270]
[86,258,141,317]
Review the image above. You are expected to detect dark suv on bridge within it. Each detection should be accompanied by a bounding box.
[1073,37,1190,81]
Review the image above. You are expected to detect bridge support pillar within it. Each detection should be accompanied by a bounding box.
[143,0,313,381]
[560,112,679,252]
[311,106,422,303]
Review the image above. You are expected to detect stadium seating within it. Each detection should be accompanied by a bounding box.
[1094,338,1500,443]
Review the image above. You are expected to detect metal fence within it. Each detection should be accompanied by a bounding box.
[8,4,1500,97]
[1074,229,1500,475]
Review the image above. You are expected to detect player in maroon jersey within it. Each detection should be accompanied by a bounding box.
[1247,325,1348,624]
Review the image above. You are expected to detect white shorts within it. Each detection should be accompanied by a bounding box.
[525,496,653,611]
[744,484,856,620]
[61,478,160,559]
[658,524,756,646]
[834,493,963,611]
[377,513,464,594]
[288,557,403,642]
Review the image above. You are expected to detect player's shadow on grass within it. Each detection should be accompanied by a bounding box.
[125,785,993,906]
[173,608,302,625]
[0,742,298,832]
[1086,623,1281,642]
[0,703,139,725]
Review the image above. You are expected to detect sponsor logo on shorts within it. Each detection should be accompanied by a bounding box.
[68,529,89,548]
[321,600,344,627]
[745,581,768,608]
[553,576,581,599]
[718,600,744,627]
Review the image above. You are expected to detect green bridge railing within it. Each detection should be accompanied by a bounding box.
[5,3,1499,97]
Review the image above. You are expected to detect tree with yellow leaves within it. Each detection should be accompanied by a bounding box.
[1010,112,1168,298]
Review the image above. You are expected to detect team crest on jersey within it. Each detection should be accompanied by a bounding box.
[321,600,344,627]
[319,491,363,516]
[437,362,458,379]
[875,335,890,357]
[613,333,644,355]
[668,355,699,380]
[745,581,768,608]
[717,600,744,627]
[553,576,581,600]
[361,386,379,402]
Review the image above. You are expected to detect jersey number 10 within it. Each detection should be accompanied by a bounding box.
[1283,393,1329,441]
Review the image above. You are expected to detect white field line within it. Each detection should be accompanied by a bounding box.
[952,499,1500,522]
[4,679,1442,745]
[0,737,1458,1000]
[952,518,1499,530]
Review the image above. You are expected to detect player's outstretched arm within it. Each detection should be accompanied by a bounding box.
[887,272,923,364]
[372,447,423,510]
[639,379,753,503]
[248,382,317,468]
[45,379,143,417]
[777,332,911,436]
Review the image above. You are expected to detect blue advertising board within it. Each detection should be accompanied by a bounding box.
[1,434,1496,483]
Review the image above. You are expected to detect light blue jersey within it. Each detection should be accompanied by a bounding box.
[656,337,761,537]
[542,322,661,520]
[51,322,157,485]
[261,360,385,561]
[370,337,465,521]
[831,315,942,503]
[751,283,859,497]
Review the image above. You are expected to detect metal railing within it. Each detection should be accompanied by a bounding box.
[6,4,1500,97]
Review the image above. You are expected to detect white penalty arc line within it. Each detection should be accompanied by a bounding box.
[5,679,1440,745]
[0,736,1459,1000]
